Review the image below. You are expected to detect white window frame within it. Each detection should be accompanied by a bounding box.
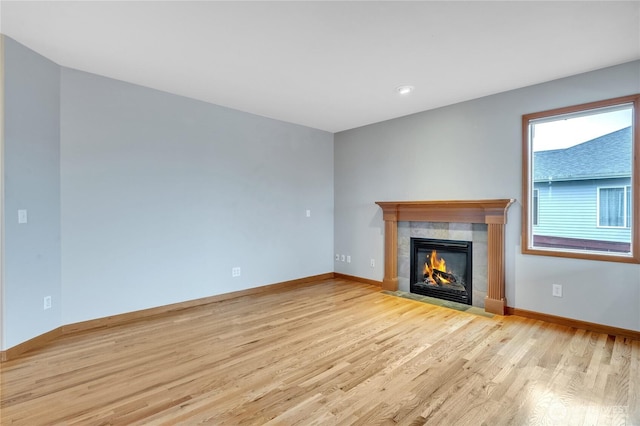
[532,188,539,226]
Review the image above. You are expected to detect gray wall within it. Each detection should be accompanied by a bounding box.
[334,61,640,332]
[2,37,62,349]
[1,37,333,348]
[60,68,334,325]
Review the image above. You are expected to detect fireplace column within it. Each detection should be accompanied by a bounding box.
[382,210,399,291]
[485,223,507,315]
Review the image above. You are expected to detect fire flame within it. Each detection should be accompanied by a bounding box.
[423,250,450,283]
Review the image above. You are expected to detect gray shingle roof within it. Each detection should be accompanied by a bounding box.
[533,126,632,182]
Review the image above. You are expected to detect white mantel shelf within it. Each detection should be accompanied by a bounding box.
[375,199,515,315]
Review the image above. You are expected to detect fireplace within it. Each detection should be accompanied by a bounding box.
[375,199,514,315]
[410,238,472,305]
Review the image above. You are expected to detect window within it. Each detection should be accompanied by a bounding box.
[522,94,639,263]
[598,186,630,228]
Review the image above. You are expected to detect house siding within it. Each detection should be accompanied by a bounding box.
[533,178,631,243]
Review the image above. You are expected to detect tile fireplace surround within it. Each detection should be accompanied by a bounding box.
[376,199,515,315]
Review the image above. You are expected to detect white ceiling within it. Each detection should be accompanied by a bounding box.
[1,1,639,133]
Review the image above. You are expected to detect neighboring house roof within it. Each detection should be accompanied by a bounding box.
[533,126,632,182]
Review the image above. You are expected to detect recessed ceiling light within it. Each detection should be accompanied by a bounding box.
[396,85,414,95]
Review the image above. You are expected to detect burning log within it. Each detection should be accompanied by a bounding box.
[432,268,457,284]
[424,269,456,286]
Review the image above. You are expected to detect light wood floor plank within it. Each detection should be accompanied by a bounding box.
[1,278,638,425]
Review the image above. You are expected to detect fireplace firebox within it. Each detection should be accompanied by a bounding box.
[410,238,472,305]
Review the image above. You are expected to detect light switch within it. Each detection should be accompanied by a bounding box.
[18,209,28,224]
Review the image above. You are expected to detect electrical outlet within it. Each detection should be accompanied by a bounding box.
[43,296,52,310]
[370,259,375,268]
[335,254,340,261]
[346,255,351,263]
[341,255,345,262]
[232,267,241,277]
[552,284,562,298]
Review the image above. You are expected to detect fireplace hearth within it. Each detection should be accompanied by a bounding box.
[411,238,472,305]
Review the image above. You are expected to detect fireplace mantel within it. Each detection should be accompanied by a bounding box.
[376,199,515,315]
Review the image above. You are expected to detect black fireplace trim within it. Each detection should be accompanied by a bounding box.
[410,237,473,305]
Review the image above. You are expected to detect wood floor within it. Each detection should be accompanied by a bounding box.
[1,278,638,425]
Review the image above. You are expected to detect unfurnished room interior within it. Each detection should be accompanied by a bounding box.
[0,1,639,425]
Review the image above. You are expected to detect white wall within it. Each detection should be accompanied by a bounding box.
[334,60,640,332]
